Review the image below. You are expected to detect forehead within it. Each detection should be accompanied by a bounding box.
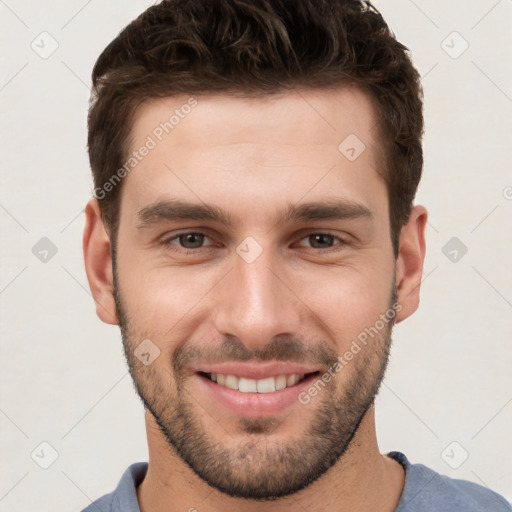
[131,86,380,152]
[121,87,387,226]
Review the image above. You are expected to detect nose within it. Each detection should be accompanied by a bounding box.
[211,244,304,352]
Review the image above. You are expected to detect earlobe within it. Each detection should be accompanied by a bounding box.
[83,198,118,325]
[394,205,428,324]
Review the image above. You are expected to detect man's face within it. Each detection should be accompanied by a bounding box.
[113,87,399,499]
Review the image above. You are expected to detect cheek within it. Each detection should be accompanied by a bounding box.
[116,255,217,343]
[295,264,393,347]
[116,217,395,357]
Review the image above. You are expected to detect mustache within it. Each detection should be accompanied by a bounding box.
[172,334,339,375]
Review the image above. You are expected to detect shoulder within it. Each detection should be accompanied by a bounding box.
[81,492,115,512]
[80,462,148,512]
[389,451,511,512]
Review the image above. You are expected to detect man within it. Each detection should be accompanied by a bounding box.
[82,0,510,511]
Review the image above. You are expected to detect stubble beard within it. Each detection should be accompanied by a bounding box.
[113,274,396,500]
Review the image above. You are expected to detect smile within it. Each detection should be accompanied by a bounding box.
[204,373,308,393]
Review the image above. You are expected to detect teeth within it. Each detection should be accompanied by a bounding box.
[239,377,258,392]
[287,374,299,386]
[208,373,305,393]
[224,375,238,390]
[275,375,287,390]
[256,376,275,393]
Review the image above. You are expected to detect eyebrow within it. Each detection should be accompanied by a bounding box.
[137,198,374,228]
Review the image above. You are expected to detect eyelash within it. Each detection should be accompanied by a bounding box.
[160,231,349,254]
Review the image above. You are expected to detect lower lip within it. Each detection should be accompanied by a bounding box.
[195,373,319,417]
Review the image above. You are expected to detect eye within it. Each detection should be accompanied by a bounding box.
[162,232,214,251]
[160,231,348,254]
[296,233,347,250]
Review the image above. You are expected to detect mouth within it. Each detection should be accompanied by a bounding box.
[194,367,322,417]
[198,371,317,393]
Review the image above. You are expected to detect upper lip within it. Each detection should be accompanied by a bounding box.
[194,362,319,380]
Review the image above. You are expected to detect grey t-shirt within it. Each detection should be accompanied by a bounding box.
[81,451,511,511]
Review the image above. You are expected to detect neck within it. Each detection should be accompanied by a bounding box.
[137,405,405,512]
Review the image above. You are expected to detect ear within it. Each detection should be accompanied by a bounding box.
[83,198,118,325]
[394,205,427,324]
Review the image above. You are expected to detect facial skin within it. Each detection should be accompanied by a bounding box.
[84,86,427,512]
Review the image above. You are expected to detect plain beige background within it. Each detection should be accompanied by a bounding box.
[1,1,511,510]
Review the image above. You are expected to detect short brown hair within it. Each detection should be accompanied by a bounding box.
[88,0,423,255]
